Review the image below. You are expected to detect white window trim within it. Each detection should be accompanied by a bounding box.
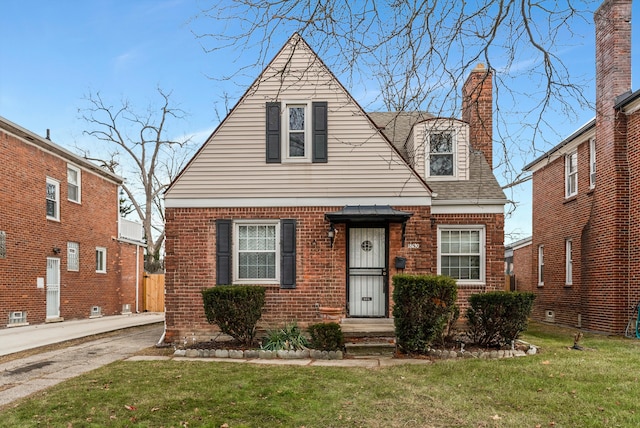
[589,138,596,189]
[538,245,544,286]
[427,131,457,179]
[565,239,573,285]
[96,247,107,273]
[436,225,485,285]
[67,241,79,272]
[67,164,81,204]
[46,177,60,221]
[565,151,578,198]
[233,220,280,285]
[281,101,311,163]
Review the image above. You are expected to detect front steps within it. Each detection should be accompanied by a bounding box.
[341,318,396,357]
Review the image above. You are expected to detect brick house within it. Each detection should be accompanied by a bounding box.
[505,237,532,292]
[0,116,146,328]
[163,33,506,343]
[523,0,638,333]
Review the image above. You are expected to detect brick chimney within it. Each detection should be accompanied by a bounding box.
[462,63,493,169]
[595,0,631,125]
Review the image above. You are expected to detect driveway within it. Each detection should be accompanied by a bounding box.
[0,323,163,409]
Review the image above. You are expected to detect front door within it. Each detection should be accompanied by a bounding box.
[348,227,387,317]
[46,257,60,319]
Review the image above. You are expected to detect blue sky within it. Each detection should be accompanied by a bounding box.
[1,0,638,243]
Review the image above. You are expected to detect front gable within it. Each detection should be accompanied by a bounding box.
[166,34,431,208]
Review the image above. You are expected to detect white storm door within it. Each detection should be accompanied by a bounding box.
[348,227,386,317]
[46,257,60,318]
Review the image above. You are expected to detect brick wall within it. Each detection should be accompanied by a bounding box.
[164,206,504,343]
[462,64,493,168]
[0,126,142,327]
[512,243,533,293]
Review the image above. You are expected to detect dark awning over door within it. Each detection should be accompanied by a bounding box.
[325,205,413,224]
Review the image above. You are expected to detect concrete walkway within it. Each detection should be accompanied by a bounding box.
[0,312,165,356]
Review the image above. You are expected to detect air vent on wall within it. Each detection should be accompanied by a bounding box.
[90,306,102,318]
[8,311,27,325]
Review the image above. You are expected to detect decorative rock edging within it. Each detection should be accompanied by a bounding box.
[174,348,344,360]
[424,340,538,360]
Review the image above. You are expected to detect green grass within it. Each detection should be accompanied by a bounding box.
[3,322,640,427]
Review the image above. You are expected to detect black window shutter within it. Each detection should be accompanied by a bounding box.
[266,102,281,163]
[216,219,232,285]
[280,219,296,289]
[312,101,328,163]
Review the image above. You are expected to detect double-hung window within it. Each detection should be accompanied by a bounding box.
[96,247,107,273]
[438,227,484,283]
[565,151,578,197]
[285,104,308,159]
[565,239,573,285]
[46,177,60,221]
[589,138,596,189]
[538,245,544,286]
[68,242,79,271]
[234,221,279,283]
[67,165,81,203]
[428,132,454,177]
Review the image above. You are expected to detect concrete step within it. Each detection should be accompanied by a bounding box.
[345,340,396,357]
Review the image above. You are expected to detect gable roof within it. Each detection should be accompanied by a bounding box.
[0,115,123,184]
[165,33,432,207]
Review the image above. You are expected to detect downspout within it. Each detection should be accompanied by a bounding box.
[135,244,140,313]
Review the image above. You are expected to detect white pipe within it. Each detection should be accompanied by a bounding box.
[135,244,140,313]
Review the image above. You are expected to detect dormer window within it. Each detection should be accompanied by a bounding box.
[429,132,454,176]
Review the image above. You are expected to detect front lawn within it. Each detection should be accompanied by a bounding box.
[3,322,640,427]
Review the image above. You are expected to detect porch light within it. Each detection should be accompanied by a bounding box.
[328,224,336,247]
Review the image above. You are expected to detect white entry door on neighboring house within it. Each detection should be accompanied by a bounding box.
[348,227,387,317]
[46,257,60,319]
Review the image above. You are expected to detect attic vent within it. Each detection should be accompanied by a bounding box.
[90,306,102,318]
[8,311,27,325]
[545,310,555,323]
[122,304,131,314]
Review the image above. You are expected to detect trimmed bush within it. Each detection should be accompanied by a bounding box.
[392,274,458,354]
[261,322,309,351]
[201,285,266,346]
[307,322,344,351]
[466,291,536,347]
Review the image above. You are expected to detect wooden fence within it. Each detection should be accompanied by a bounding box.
[143,273,165,312]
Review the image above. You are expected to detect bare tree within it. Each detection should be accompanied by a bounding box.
[194,0,598,230]
[78,88,193,272]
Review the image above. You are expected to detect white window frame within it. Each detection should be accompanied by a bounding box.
[437,225,485,285]
[565,239,573,285]
[427,131,456,178]
[67,164,81,203]
[46,177,60,221]
[233,220,280,284]
[538,245,544,286]
[565,151,578,198]
[95,247,107,273]
[589,138,596,189]
[281,101,311,162]
[67,241,79,271]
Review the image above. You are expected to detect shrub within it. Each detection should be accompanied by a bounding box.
[307,322,344,351]
[201,285,266,346]
[466,291,536,347]
[392,274,458,354]
[261,322,309,351]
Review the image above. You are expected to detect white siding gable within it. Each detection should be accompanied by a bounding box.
[166,34,430,208]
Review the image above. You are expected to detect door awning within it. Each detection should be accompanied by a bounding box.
[325,205,413,224]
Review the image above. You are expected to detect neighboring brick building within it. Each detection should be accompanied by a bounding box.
[524,0,639,333]
[163,33,506,344]
[505,237,533,292]
[0,116,146,328]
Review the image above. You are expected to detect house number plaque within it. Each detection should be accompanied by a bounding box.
[361,297,373,301]
[407,243,420,249]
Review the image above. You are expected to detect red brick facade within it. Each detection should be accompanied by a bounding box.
[462,63,493,169]
[0,119,144,327]
[164,206,504,343]
[526,0,637,333]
